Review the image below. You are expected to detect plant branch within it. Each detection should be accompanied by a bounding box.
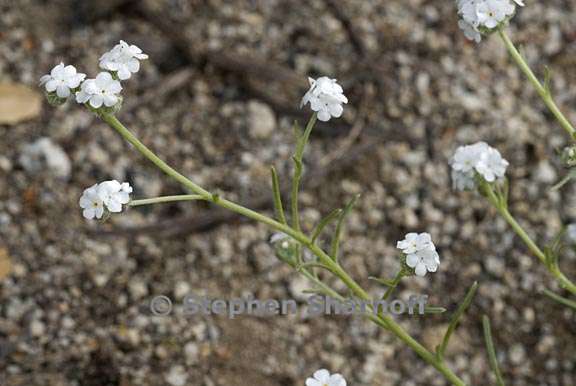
[498,28,576,141]
[101,113,466,386]
[129,195,206,207]
[482,181,576,296]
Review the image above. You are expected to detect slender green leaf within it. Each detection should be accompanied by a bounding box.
[551,169,576,191]
[483,315,506,386]
[368,276,397,287]
[270,166,287,225]
[297,262,332,273]
[291,113,317,231]
[424,306,447,314]
[330,194,360,262]
[311,209,342,243]
[381,270,405,301]
[543,289,576,311]
[437,282,478,359]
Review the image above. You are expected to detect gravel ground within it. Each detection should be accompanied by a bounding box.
[1,0,576,385]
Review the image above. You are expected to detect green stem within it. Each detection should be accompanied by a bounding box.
[129,195,205,207]
[101,113,466,386]
[99,114,212,199]
[291,113,317,231]
[483,182,576,296]
[498,28,576,140]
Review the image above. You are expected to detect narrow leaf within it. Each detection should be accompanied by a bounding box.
[483,315,507,386]
[311,209,342,243]
[368,276,397,287]
[437,282,478,359]
[290,114,317,231]
[551,169,576,191]
[542,289,576,311]
[424,306,447,314]
[330,194,360,262]
[270,166,287,225]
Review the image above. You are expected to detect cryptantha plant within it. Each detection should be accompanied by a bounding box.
[42,42,477,385]
[41,0,576,384]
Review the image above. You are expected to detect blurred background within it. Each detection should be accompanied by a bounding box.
[1,0,576,385]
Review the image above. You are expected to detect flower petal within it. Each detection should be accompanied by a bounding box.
[414,262,427,277]
[89,95,103,108]
[406,253,420,268]
[313,369,330,383]
[56,85,70,98]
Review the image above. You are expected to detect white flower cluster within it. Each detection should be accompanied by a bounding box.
[301,76,348,122]
[397,232,440,277]
[305,369,347,386]
[450,142,509,191]
[99,40,149,80]
[76,72,122,109]
[39,63,86,98]
[79,180,133,220]
[456,0,525,42]
[40,40,147,109]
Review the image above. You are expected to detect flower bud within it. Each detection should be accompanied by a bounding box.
[561,146,576,168]
[45,92,68,106]
[270,233,299,266]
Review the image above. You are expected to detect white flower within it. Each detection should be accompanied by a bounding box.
[97,180,132,213]
[79,184,105,220]
[451,142,489,173]
[566,224,576,243]
[458,20,482,43]
[305,369,347,386]
[397,232,440,277]
[456,0,523,42]
[99,40,148,80]
[475,146,509,182]
[39,63,86,98]
[451,169,476,191]
[450,142,509,190]
[396,232,435,255]
[79,180,132,219]
[301,77,348,122]
[76,72,122,109]
[406,248,441,277]
[477,0,514,29]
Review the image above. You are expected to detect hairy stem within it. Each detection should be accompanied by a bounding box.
[101,113,466,386]
[498,28,576,140]
[129,195,206,207]
[483,182,576,296]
